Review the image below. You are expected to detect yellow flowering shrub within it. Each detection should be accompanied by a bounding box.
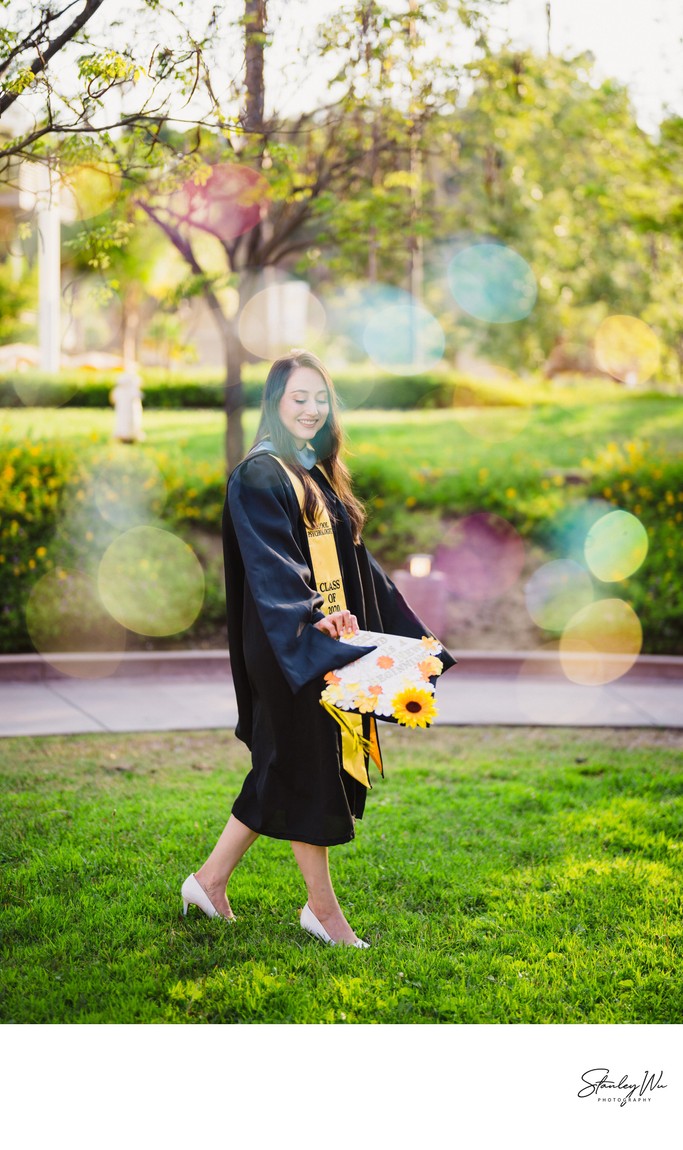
[0,442,79,650]
[0,440,226,654]
[586,445,683,654]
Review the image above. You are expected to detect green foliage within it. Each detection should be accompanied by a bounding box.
[2,727,682,1023]
[4,5,682,398]
[77,51,142,87]
[430,49,683,379]
[0,441,75,650]
[2,66,36,95]
[0,263,34,343]
[585,442,683,654]
[1,393,681,654]
[0,365,635,411]
[63,219,134,274]
[0,432,230,653]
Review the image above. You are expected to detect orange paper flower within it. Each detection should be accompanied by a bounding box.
[368,684,383,696]
[417,656,444,680]
[324,671,341,685]
[420,636,441,654]
[377,655,394,669]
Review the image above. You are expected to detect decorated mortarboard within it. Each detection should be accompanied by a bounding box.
[320,629,445,730]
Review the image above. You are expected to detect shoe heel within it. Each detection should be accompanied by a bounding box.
[182,899,189,916]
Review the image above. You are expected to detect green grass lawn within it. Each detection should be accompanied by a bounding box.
[2,726,681,1024]
[3,394,683,472]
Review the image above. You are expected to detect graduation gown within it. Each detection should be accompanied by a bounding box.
[222,450,456,847]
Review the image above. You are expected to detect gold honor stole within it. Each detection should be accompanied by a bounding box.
[269,455,382,789]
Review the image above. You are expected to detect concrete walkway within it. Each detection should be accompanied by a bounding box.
[0,651,681,738]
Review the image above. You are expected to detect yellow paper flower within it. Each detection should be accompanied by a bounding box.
[321,683,344,704]
[355,692,378,713]
[420,636,441,654]
[391,686,438,729]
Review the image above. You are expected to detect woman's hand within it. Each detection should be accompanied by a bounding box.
[314,610,359,639]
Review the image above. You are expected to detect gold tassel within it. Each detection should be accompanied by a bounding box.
[320,699,373,789]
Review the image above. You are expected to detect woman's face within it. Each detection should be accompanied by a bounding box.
[278,366,330,449]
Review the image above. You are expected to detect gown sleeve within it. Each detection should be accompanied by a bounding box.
[227,455,376,694]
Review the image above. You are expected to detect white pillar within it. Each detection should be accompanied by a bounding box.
[36,172,61,372]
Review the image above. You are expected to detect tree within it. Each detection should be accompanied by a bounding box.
[0,0,178,163]
[1,0,503,469]
[427,47,683,380]
[128,0,496,468]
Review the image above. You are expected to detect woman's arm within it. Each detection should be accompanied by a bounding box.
[227,455,374,692]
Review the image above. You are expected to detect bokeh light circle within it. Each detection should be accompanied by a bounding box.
[172,163,270,242]
[98,526,204,636]
[559,598,642,685]
[594,315,660,385]
[454,406,531,443]
[434,512,525,601]
[12,377,80,408]
[448,243,537,323]
[238,281,326,360]
[362,302,445,374]
[25,569,126,678]
[92,452,168,530]
[524,559,594,631]
[323,283,416,405]
[584,510,649,582]
[548,498,614,562]
[61,162,121,220]
[325,282,411,349]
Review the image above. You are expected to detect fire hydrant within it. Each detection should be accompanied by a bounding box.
[111,371,145,443]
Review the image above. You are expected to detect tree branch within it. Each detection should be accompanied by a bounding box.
[0,0,107,118]
[138,199,233,344]
[0,2,81,80]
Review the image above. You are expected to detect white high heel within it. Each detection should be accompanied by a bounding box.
[181,873,236,921]
[300,902,370,949]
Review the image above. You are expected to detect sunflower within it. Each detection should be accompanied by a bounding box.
[391,685,438,729]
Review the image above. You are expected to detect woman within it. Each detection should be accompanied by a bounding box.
[181,350,455,947]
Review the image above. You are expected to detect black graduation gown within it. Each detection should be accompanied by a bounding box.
[222,451,456,847]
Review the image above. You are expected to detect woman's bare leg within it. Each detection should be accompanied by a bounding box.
[194,815,259,920]
[290,840,359,945]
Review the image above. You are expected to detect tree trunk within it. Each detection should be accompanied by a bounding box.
[222,0,268,473]
[244,0,267,134]
[407,0,423,364]
[224,320,245,473]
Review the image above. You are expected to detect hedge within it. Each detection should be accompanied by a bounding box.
[2,434,682,656]
[0,366,624,411]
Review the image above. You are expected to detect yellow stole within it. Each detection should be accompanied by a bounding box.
[269,454,382,789]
